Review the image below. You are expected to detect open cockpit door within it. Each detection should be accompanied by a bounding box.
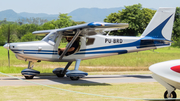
[59,29,82,59]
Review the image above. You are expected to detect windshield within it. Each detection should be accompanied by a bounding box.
[42,31,58,45]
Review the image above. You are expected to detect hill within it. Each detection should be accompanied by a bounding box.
[0,7,155,22]
[0,7,125,22]
[0,9,23,21]
[0,9,58,22]
[68,7,124,22]
[18,12,58,21]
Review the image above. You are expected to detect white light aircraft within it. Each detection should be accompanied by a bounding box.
[150,59,180,99]
[3,7,176,80]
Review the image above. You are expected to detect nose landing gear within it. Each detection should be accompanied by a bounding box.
[21,61,40,79]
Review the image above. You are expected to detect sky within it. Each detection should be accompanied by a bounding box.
[0,0,179,14]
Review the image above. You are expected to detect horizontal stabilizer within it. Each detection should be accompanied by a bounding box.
[141,37,173,43]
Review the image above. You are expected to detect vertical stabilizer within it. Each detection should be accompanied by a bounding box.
[141,8,176,40]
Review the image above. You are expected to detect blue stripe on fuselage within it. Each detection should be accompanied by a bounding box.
[11,49,58,55]
[80,40,141,52]
[75,50,127,55]
[11,39,170,55]
[11,49,58,52]
[77,39,170,55]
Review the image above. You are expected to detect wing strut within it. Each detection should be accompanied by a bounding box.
[59,29,82,60]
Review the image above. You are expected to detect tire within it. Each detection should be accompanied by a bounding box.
[70,77,79,80]
[56,74,64,77]
[164,90,177,98]
[55,70,65,78]
[25,76,34,79]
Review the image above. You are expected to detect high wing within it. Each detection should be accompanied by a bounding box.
[32,22,128,59]
[32,22,129,35]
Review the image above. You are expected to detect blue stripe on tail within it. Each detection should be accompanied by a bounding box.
[145,14,173,39]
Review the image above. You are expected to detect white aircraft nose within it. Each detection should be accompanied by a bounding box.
[3,43,9,50]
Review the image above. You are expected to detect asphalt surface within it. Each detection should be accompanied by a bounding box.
[0,74,156,86]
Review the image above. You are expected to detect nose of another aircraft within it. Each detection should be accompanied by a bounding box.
[3,43,9,50]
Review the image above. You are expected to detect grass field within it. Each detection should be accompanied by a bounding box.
[0,82,179,101]
[1,45,180,101]
[1,46,180,73]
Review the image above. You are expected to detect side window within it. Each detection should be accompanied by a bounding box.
[86,38,95,45]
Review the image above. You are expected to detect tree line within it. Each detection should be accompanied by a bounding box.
[0,14,85,45]
[0,3,180,46]
[104,3,180,41]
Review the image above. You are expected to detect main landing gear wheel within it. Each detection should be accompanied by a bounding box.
[56,73,64,78]
[25,76,34,79]
[56,70,65,77]
[164,90,177,98]
[70,77,79,80]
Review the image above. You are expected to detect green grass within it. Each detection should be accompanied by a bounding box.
[1,46,180,73]
[0,82,179,101]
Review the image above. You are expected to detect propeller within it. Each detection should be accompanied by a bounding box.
[7,25,10,67]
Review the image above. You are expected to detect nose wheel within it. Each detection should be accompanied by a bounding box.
[164,90,177,98]
[24,76,34,79]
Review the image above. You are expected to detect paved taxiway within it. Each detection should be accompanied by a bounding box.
[0,74,156,86]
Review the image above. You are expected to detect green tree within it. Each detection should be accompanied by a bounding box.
[41,20,56,30]
[0,29,6,45]
[0,23,21,45]
[72,21,86,25]
[21,32,36,42]
[16,24,38,39]
[55,13,74,28]
[104,3,156,36]
[0,24,8,45]
[140,8,156,33]
[172,7,180,41]
[10,24,20,42]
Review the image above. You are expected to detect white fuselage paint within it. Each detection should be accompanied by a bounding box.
[10,33,167,62]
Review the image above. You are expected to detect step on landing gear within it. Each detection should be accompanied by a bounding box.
[53,59,88,80]
[66,59,88,81]
[21,61,40,79]
[66,70,88,80]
